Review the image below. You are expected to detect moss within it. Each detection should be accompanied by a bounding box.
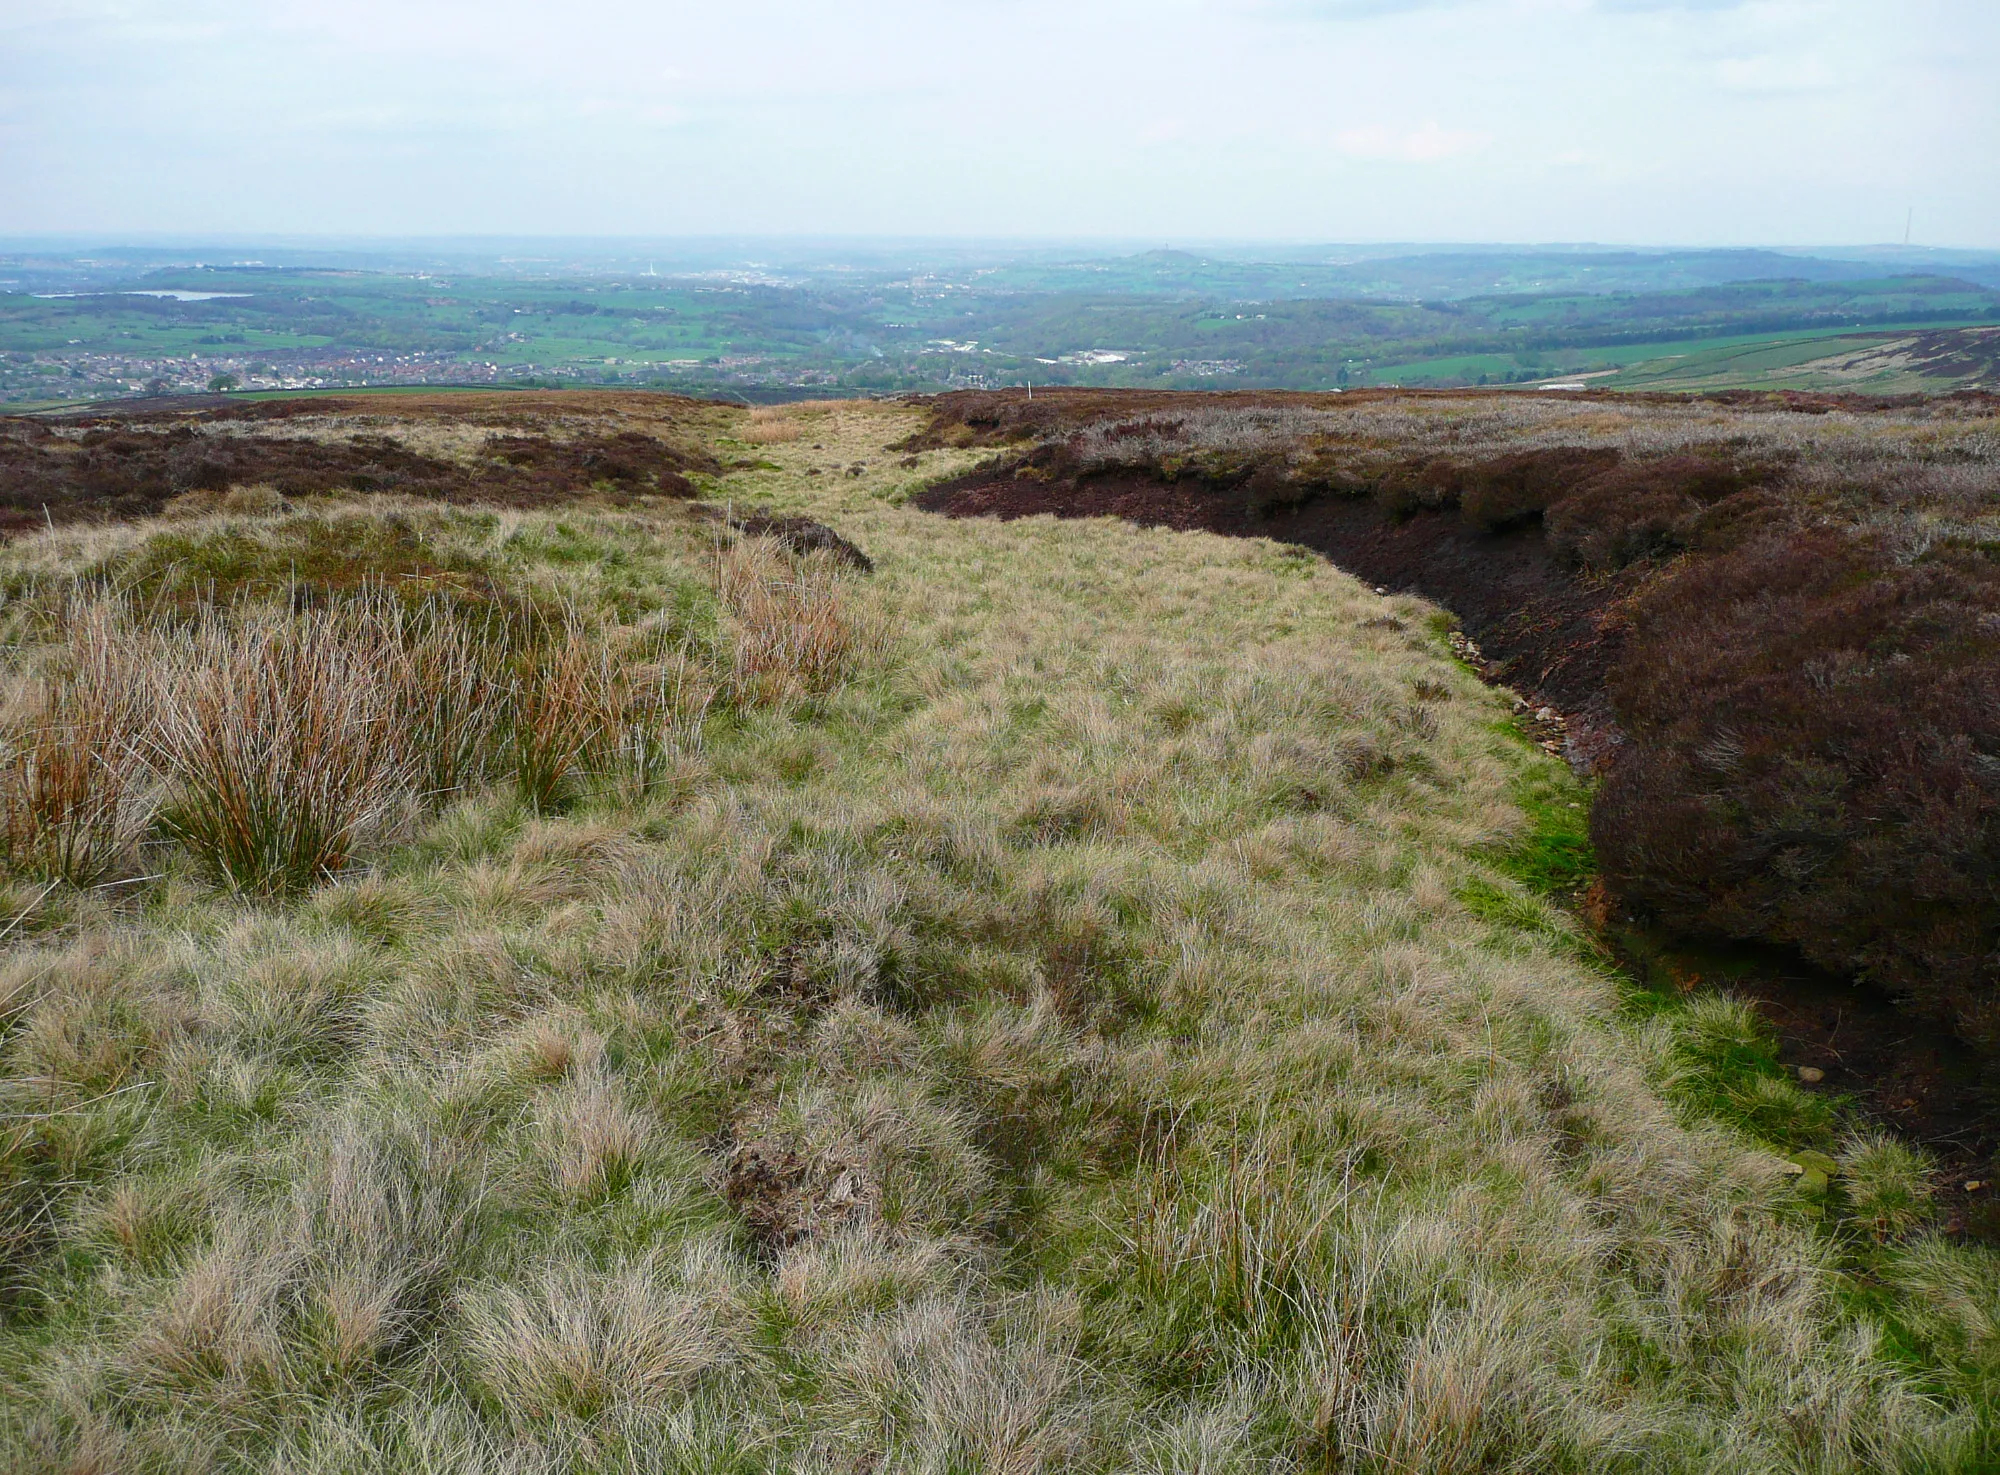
[1484,719,1595,896]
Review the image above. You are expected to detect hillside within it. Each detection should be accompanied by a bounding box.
[0,395,1996,1471]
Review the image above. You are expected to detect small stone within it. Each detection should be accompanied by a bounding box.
[1797,1066,1825,1084]
[1786,1150,1838,1193]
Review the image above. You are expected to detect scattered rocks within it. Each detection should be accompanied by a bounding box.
[1797,1065,1826,1084]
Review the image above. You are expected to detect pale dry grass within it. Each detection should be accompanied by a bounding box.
[454,1245,742,1425]
[713,535,878,707]
[739,406,804,445]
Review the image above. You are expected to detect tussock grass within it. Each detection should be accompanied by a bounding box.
[151,608,416,892]
[508,613,624,814]
[455,1246,741,1424]
[0,407,1994,1472]
[739,406,804,446]
[714,535,877,707]
[0,601,156,885]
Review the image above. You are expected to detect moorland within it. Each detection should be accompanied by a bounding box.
[0,387,1994,1472]
[916,389,2000,1058]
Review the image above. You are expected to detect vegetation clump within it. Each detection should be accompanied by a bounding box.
[0,392,722,536]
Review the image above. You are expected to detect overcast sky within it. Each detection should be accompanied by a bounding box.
[3,0,1995,247]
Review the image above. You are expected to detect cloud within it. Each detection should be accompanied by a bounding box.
[1594,0,1754,9]
[1333,122,1492,160]
[1249,0,1461,16]
[2,0,1992,242]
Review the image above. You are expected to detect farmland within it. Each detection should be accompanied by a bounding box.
[6,241,1999,407]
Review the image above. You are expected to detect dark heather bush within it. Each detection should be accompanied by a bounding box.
[1595,526,2000,1051]
[1458,448,1622,531]
[0,419,711,535]
[1372,458,1468,519]
[1543,455,1772,570]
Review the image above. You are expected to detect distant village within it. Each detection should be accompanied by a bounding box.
[0,347,858,405]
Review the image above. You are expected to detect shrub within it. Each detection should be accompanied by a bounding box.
[1458,448,1620,532]
[1544,455,1771,569]
[1595,526,2000,1051]
[1372,457,1467,519]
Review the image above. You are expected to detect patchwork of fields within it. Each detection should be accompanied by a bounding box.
[7,244,1999,405]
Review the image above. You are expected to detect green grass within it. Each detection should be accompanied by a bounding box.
[1369,317,2000,390]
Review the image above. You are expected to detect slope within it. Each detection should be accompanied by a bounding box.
[0,399,1993,1472]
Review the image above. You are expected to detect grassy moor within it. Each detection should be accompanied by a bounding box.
[0,390,1993,1473]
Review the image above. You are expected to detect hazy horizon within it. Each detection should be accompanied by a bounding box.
[5,2,1996,248]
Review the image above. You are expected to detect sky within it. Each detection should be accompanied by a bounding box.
[2,0,1996,247]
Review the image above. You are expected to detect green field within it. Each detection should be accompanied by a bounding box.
[1374,318,2000,392]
